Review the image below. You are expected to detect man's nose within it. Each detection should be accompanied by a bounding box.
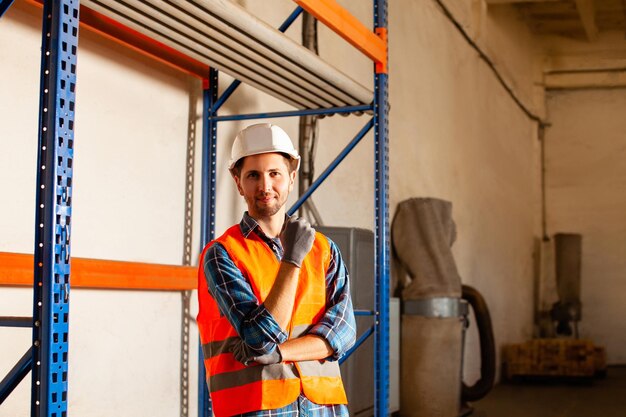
[259,174,272,192]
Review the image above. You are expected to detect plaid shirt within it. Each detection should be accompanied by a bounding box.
[202,213,356,417]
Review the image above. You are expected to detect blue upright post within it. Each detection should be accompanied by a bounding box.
[200,70,219,247]
[373,1,389,416]
[31,1,79,416]
[199,68,219,417]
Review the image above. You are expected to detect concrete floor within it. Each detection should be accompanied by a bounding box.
[470,366,626,417]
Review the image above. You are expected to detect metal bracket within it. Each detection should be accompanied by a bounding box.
[0,347,33,405]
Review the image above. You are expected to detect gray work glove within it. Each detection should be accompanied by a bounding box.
[230,339,282,366]
[280,216,316,267]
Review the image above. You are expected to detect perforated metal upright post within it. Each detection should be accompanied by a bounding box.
[199,67,218,417]
[373,1,389,416]
[31,1,79,416]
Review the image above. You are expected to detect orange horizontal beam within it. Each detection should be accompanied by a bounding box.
[294,0,387,72]
[24,0,210,80]
[0,252,196,291]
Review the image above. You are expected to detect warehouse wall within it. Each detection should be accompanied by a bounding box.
[389,0,542,383]
[545,88,626,364]
[1,0,544,415]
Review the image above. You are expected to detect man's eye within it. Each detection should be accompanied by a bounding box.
[247,172,258,179]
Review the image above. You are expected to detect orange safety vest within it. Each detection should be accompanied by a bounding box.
[197,225,348,417]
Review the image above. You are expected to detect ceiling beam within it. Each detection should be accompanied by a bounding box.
[573,0,598,41]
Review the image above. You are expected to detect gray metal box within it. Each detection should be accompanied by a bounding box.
[318,227,375,417]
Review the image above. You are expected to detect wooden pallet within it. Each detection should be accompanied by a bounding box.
[502,339,606,380]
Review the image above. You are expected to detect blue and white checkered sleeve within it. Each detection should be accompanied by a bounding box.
[307,239,357,361]
[203,242,288,355]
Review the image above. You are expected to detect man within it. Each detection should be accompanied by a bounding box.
[197,123,356,417]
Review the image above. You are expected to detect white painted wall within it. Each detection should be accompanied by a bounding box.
[545,88,626,364]
[1,0,556,415]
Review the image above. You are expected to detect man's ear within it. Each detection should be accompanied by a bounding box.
[288,169,296,193]
[232,171,244,196]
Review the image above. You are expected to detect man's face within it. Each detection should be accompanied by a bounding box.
[234,153,296,219]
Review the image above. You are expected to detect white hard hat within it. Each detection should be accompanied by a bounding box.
[229,123,301,171]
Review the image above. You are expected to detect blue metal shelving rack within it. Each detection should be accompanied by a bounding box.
[1,1,388,415]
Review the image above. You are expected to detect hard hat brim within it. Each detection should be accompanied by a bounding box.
[228,150,301,172]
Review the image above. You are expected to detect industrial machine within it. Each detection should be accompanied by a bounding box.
[391,198,495,416]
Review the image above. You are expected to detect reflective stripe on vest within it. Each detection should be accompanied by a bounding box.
[197,225,347,416]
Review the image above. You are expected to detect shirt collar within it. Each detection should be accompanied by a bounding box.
[239,212,288,240]
[239,212,259,238]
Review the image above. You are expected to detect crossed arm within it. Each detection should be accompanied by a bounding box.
[262,262,334,361]
[203,238,356,363]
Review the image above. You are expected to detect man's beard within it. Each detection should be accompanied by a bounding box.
[249,192,286,218]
